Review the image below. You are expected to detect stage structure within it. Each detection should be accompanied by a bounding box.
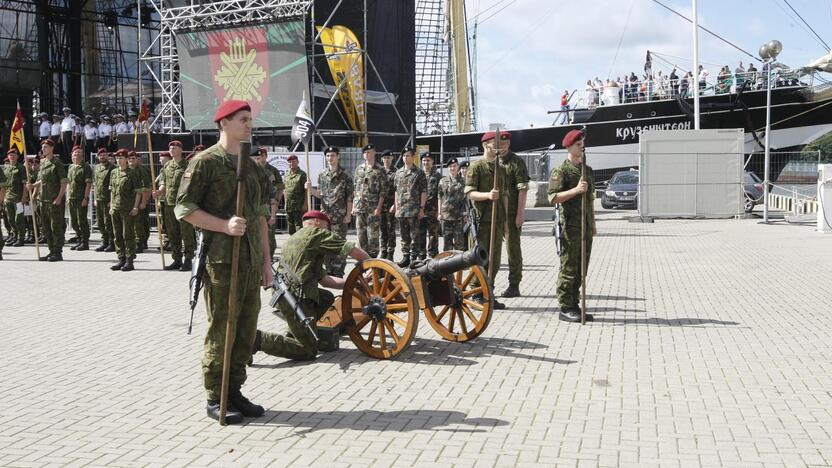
[142,0,415,150]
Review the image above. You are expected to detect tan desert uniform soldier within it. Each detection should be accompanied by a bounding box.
[175,100,271,424]
[93,148,115,252]
[157,140,195,271]
[108,149,142,272]
[28,138,68,262]
[282,154,307,235]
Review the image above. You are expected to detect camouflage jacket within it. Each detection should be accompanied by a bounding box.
[93,162,114,202]
[547,158,595,231]
[424,168,441,215]
[499,152,531,215]
[109,167,140,211]
[464,157,507,224]
[283,168,308,212]
[381,166,396,210]
[133,164,152,193]
[37,157,68,202]
[317,166,353,224]
[394,164,426,219]
[263,163,284,204]
[280,226,355,304]
[67,163,93,200]
[175,143,270,269]
[160,158,188,205]
[439,174,467,221]
[353,162,385,214]
[3,163,25,202]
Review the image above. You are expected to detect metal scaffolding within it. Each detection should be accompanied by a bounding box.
[415,0,453,135]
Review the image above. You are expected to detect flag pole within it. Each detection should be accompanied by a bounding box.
[16,101,41,259]
[142,103,165,269]
[305,144,312,211]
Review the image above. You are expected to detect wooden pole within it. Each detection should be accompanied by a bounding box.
[487,127,500,280]
[219,141,249,425]
[305,145,312,210]
[145,127,165,269]
[21,139,41,259]
[580,143,587,326]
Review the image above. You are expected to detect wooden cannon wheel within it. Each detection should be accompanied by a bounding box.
[422,251,493,342]
[342,259,419,359]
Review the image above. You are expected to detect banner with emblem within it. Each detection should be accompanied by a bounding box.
[332,25,366,142]
[9,101,26,154]
[290,92,315,148]
[317,26,360,135]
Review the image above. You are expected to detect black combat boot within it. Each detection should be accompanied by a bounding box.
[501,284,521,298]
[0,250,3,260]
[164,259,182,271]
[39,254,51,261]
[135,244,144,254]
[472,293,505,310]
[13,237,25,247]
[396,255,410,268]
[206,400,244,424]
[24,235,34,244]
[67,235,78,244]
[229,389,265,417]
[37,236,45,244]
[48,252,63,262]
[104,243,115,252]
[95,243,108,252]
[121,257,134,271]
[558,307,581,323]
[77,240,89,251]
[180,258,192,272]
[248,330,262,366]
[110,257,126,271]
[69,241,80,250]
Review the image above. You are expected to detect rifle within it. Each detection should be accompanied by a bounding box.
[268,260,319,342]
[187,229,209,334]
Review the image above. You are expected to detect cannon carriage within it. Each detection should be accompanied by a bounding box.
[317,246,495,359]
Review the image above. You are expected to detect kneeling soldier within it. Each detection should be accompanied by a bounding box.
[253,210,370,361]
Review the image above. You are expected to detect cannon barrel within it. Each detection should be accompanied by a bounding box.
[412,246,488,278]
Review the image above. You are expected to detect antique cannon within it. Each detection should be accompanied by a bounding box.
[317,246,495,359]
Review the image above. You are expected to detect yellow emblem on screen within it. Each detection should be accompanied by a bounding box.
[215,37,267,102]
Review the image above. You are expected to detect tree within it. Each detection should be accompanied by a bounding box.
[801,130,832,162]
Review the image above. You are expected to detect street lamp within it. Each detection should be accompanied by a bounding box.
[759,40,781,223]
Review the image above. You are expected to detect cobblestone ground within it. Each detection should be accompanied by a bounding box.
[1,203,831,467]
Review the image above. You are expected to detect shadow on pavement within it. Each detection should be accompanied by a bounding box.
[252,409,510,434]
[594,317,740,326]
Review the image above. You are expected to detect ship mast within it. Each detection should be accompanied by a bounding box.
[449,0,472,132]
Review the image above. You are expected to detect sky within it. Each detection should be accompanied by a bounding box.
[465,0,832,130]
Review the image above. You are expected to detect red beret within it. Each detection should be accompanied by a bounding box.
[214,100,251,123]
[287,154,298,162]
[71,145,82,152]
[42,139,55,147]
[562,129,584,148]
[97,147,109,154]
[114,149,128,157]
[302,210,331,224]
[168,140,182,148]
[160,151,171,158]
[481,130,511,143]
[258,147,268,155]
[128,150,138,158]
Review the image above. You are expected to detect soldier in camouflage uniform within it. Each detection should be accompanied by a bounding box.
[175,100,271,424]
[282,154,307,235]
[128,151,152,252]
[393,147,427,267]
[379,149,397,260]
[67,146,93,250]
[310,146,353,277]
[0,155,7,259]
[93,148,115,252]
[465,131,510,310]
[255,147,284,258]
[109,149,142,271]
[352,144,385,258]
[253,210,370,361]
[438,158,467,251]
[3,149,27,247]
[548,129,596,323]
[157,141,195,271]
[28,139,68,261]
[499,140,531,298]
[418,152,442,259]
[24,156,39,244]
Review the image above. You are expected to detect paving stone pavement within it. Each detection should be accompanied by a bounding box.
[1,203,831,467]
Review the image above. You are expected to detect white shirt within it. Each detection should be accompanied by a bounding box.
[83,125,98,140]
[51,123,61,136]
[127,121,136,133]
[698,69,709,82]
[39,121,51,138]
[60,116,74,132]
[98,124,112,138]
[114,122,130,134]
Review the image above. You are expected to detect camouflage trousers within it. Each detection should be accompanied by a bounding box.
[111,209,136,259]
[556,228,593,309]
[68,199,90,241]
[163,204,195,262]
[442,219,466,252]
[38,201,65,255]
[471,220,504,287]
[3,200,26,240]
[397,216,421,258]
[505,215,523,287]
[418,214,440,259]
[356,212,381,258]
[380,211,396,258]
[134,207,150,245]
[260,289,335,361]
[286,209,304,235]
[201,263,261,401]
[95,200,113,245]
[325,222,349,276]
[268,222,277,259]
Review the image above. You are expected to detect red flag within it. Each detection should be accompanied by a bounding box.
[138,99,149,122]
[9,102,26,154]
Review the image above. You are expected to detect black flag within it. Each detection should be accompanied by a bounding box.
[291,92,315,148]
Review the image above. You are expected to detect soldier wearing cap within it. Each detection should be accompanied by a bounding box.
[419,151,442,259]
[252,210,370,362]
[27,139,68,261]
[282,154,307,235]
[175,100,271,424]
[67,145,93,251]
[254,147,284,258]
[38,113,51,141]
[498,132,531,298]
[156,151,171,249]
[97,115,114,151]
[3,149,27,248]
[352,143,385,258]
[187,144,206,160]
[157,140,195,271]
[393,146,427,267]
[127,150,152,252]
[109,149,141,271]
[0,155,7,259]
[379,149,397,260]
[93,147,115,252]
[548,129,596,322]
[307,145,353,277]
[114,114,130,135]
[465,130,510,310]
[438,157,467,251]
[60,107,75,162]
[50,115,62,158]
[82,116,98,161]
[24,155,40,243]
[126,110,137,134]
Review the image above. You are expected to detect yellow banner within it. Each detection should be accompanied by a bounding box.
[9,104,26,154]
[317,26,359,136]
[332,25,366,145]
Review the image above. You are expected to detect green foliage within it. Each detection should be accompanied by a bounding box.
[801,131,832,162]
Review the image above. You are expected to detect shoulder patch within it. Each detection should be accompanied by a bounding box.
[183,171,192,179]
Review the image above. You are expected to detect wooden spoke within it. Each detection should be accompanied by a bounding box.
[354,314,371,330]
[461,304,479,324]
[386,302,410,312]
[463,299,484,311]
[358,274,373,297]
[455,270,462,284]
[383,283,403,302]
[462,286,484,298]
[436,305,450,322]
[351,288,369,303]
[387,312,408,327]
[457,309,469,335]
[384,319,402,346]
[448,306,456,333]
[380,272,392,297]
[460,270,475,289]
[371,268,381,294]
[366,319,377,345]
[378,321,387,349]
